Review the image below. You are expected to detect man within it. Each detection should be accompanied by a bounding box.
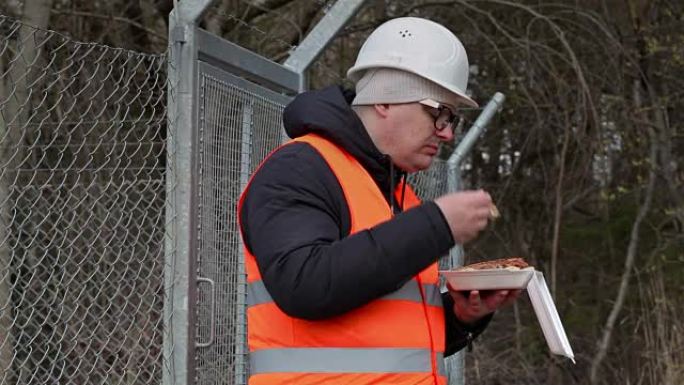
[238,17,519,385]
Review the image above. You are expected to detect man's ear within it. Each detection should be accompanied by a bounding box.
[373,103,391,118]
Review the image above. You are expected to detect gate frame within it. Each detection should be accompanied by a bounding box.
[165,2,368,384]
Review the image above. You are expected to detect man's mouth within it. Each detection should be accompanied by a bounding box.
[425,145,439,155]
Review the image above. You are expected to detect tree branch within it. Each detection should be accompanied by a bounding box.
[51,9,167,41]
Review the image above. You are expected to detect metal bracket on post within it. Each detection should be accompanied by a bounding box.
[172,26,187,44]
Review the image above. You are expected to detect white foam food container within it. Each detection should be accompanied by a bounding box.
[439,268,535,291]
[439,268,575,363]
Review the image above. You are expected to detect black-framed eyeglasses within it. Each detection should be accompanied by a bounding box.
[418,99,461,132]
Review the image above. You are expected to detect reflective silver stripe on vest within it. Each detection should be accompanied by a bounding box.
[250,348,446,375]
[383,280,442,307]
[247,280,441,307]
[247,280,273,307]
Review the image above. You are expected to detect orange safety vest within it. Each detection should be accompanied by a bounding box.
[238,133,446,385]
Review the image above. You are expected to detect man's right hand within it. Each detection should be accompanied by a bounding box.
[434,190,493,244]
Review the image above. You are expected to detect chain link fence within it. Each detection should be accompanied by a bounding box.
[409,160,453,270]
[410,160,450,201]
[0,14,167,385]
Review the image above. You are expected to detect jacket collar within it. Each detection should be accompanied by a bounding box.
[283,86,404,206]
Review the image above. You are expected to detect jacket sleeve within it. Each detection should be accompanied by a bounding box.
[442,292,493,356]
[240,142,455,320]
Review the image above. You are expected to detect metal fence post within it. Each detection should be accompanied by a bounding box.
[283,0,367,79]
[165,2,213,385]
[445,92,506,385]
[234,100,254,385]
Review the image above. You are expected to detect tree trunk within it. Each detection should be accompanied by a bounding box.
[589,79,659,384]
[550,125,570,300]
[648,85,684,231]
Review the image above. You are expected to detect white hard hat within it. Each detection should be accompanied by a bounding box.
[347,17,478,108]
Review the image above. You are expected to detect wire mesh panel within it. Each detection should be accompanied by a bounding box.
[194,62,288,385]
[409,159,449,201]
[409,159,452,270]
[0,15,167,385]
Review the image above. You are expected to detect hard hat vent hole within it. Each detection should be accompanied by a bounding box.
[399,29,412,38]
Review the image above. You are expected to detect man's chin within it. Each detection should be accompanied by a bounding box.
[420,156,438,170]
[406,160,434,173]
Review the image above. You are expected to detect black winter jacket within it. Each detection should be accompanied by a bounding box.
[239,86,491,356]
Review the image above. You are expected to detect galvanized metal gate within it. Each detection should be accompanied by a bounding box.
[194,64,291,385]
[165,2,367,384]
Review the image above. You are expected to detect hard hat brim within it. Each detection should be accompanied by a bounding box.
[347,64,479,109]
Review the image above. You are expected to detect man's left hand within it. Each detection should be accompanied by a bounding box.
[448,284,521,325]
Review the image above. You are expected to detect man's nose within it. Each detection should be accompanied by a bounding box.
[436,125,455,142]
